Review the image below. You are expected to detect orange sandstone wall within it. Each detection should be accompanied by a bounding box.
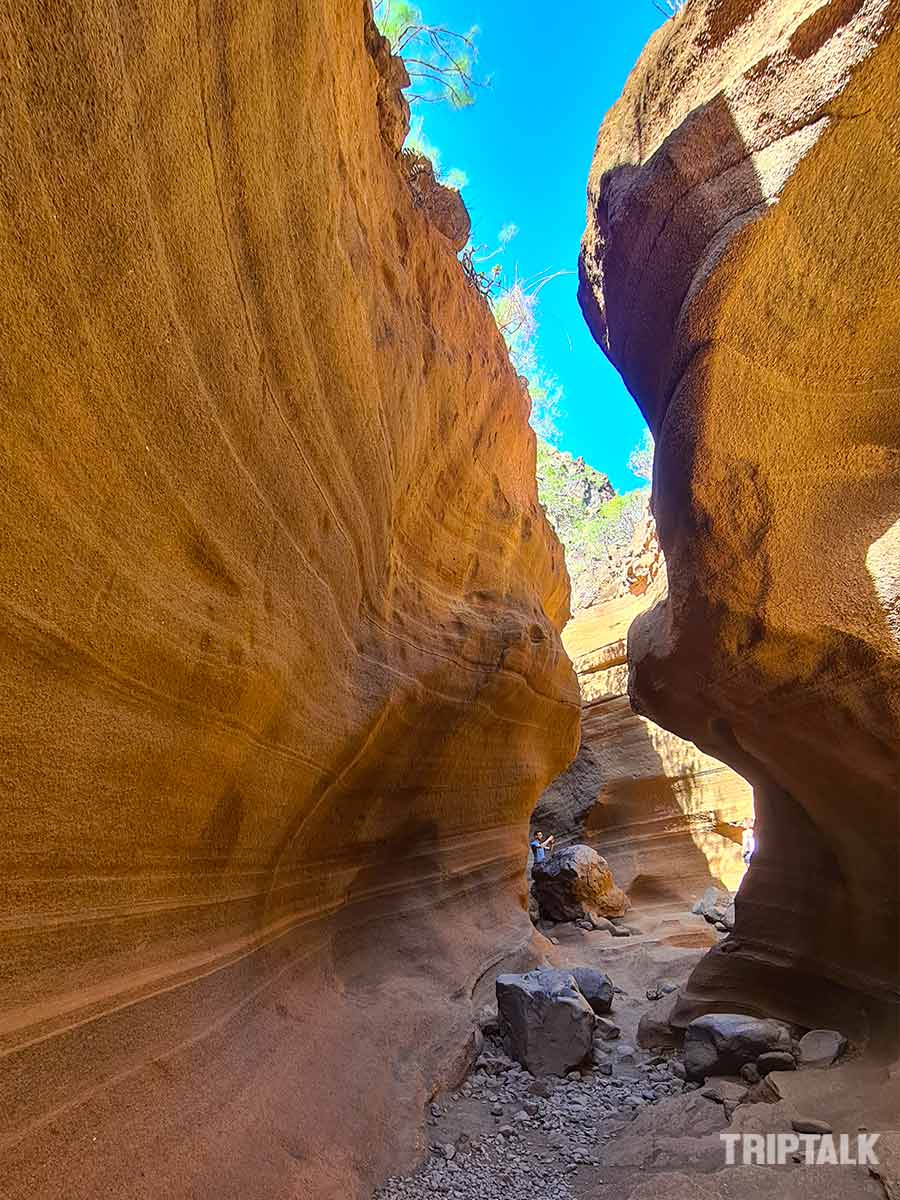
[580,0,900,1041]
[0,3,579,1196]
[537,576,753,902]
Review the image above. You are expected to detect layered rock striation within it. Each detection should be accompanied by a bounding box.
[580,0,900,1042]
[0,4,579,1197]
[535,574,753,901]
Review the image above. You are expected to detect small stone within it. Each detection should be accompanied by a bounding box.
[490,1103,503,1116]
[740,1063,761,1084]
[589,916,615,932]
[498,1124,516,1137]
[701,1080,746,1106]
[792,1118,833,1135]
[611,926,631,938]
[646,986,662,1002]
[528,1078,554,1098]
[597,1062,613,1076]
[523,1100,539,1116]
[757,1051,796,1075]
[594,1017,620,1041]
[576,918,594,931]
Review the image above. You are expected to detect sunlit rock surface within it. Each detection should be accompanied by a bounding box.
[580,0,900,1042]
[0,4,579,1196]
[535,575,753,900]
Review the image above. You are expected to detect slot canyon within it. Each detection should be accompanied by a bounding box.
[0,1,897,1198]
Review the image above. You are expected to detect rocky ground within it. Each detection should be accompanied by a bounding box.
[374,903,896,1200]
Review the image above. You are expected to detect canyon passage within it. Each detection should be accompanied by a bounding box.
[0,2,898,1199]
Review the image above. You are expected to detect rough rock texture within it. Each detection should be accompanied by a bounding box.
[402,152,471,250]
[0,5,580,1198]
[579,0,900,1042]
[536,580,753,899]
[496,969,596,1077]
[532,844,628,923]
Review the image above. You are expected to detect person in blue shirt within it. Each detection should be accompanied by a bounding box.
[530,830,554,868]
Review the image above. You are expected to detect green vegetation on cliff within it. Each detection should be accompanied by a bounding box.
[536,441,649,610]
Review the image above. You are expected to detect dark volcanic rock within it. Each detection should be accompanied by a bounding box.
[684,1013,792,1081]
[570,967,614,1015]
[496,969,596,1077]
[532,844,627,923]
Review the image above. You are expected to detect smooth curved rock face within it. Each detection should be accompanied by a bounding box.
[580,0,900,1042]
[532,844,627,923]
[536,583,753,900]
[0,5,579,1197]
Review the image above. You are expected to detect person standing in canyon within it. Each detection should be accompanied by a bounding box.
[741,818,756,866]
[530,831,555,870]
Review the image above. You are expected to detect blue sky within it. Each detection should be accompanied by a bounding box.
[399,1,666,492]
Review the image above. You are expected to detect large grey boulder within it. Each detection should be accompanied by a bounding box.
[692,886,734,928]
[684,1013,792,1081]
[569,967,614,1015]
[496,969,595,1077]
[532,844,626,923]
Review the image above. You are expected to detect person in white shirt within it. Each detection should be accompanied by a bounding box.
[741,819,756,866]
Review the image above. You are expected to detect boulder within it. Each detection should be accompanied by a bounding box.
[496,969,596,1077]
[797,1029,848,1068]
[532,844,627,923]
[692,887,733,927]
[570,967,614,1015]
[683,1014,792,1081]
